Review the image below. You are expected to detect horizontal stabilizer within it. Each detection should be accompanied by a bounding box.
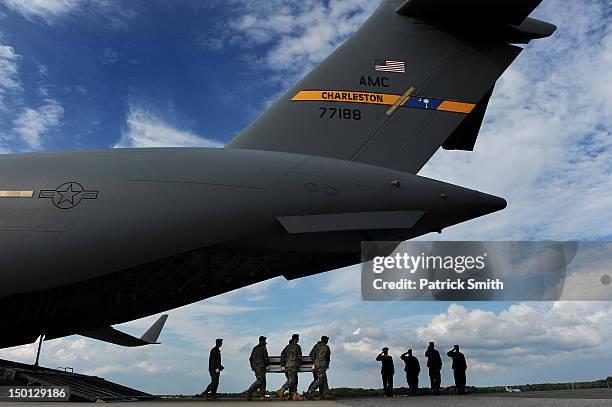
[508,17,557,42]
[397,0,543,26]
[277,211,424,234]
[396,0,556,43]
[79,314,168,347]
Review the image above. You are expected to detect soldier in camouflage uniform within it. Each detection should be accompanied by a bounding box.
[277,333,303,400]
[304,336,331,400]
[280,338,293,383]
[246,336,269,401]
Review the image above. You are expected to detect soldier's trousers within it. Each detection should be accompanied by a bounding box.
[381,372,394,397]
[248,368,267,395]
[283,371,297,393]
[429,369,441,394]
[205,370,220,394]
[405,373,418,395]
[308,367,328,394]
[453,369,466,393]
[282,367,299,393]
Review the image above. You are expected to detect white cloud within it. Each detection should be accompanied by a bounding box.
[113,107,223,148]
[0,40,21,111]
[1,0,135,29]
[12,98,64,149]
[205,0,381,92]
[99,47,120,65]
[409,303,609,357]
[241,279,277,302]
[319,265,360,296]
[134,360,172,374]
[183,303,267,315]
[1,0,83,23]
[0,40,67,153]
[468,359,497,372]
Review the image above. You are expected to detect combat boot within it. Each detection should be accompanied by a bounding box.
[245,390,253,401]
[260,395,272,401]
[291,392,304,401]
[276,386,287,399]
[302,390,314,400]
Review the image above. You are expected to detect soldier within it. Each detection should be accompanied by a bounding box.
[246,336,270,401]
[308,340,318,385]
[277,334,303,401]
[400,349,420,396]
[202,338,224,400]
[280,339,294,400]
[304,336,331,400]
[447,345,467,394]
[280,338,293,383]
[376,347,394,397]
[307,338,327,395]
[425,342,442,395]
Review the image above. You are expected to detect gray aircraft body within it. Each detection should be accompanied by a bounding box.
[0,0,555,349]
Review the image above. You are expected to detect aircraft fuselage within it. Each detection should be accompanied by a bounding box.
[0,148,504,348]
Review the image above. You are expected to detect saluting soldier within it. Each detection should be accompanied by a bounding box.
[304,336,331,400]
[246,336,270,401]
[447,345,467,394]
[400,349,420,396]
[202,338,224,400]
[376,347,395,397]
[425,342,442,395]
[277,334,303,400]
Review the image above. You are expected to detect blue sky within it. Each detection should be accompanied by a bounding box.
[0,0,611,396]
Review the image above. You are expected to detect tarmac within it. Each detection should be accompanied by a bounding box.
[1,388,611,406]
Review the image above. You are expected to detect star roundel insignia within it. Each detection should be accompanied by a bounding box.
[39,182,99,209]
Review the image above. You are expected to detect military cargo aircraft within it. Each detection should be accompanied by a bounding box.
[0,0,555,349]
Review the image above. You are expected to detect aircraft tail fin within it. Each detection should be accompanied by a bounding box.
[227,0,555,173]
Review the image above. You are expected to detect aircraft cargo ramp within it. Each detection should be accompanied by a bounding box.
[0,358,155,402]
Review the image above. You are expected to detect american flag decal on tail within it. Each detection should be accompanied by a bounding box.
[375,59,405,73]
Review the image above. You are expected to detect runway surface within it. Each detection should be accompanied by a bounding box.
[2,389,611,406]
